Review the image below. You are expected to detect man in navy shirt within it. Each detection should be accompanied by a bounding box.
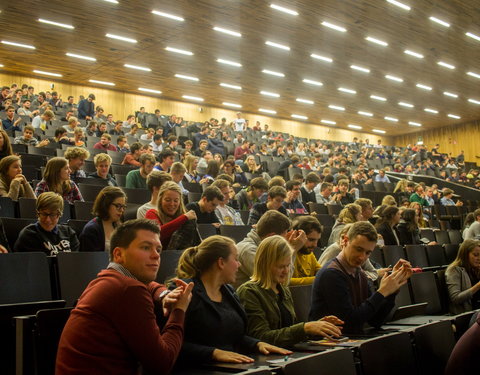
[2,105,22,131]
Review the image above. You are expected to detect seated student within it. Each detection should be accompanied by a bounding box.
[64,146,90,182]
[125,153,156,189]
[465,209,480,240]
[170,162,189,196]
[116,135,129,153]
[315,182,335,205]
[95,122,108,137]
[446,239,480,314]
[301,172,321,204]
[235,177,268,210]
[14,192,79,255]
[212,179,244,225]
[145,181,198,249]
[175,235,290,367]
[0,128,14,161]
[183,155,201,183]
[0,155,35,200]
[309,222,412,334]
[409,184,429,206]
[186,186,223,226]
[375,206,401,246]
[440,188,463,206]
[154,149,175,173]
[248,186,288,225]
[396,208,436,245]
[283,180,308,214]
[121,142,142,167]
[35,157,83,204]
[327,203,363,246]
[241,155,265,175]
[88,153,118,186]
[409,201,428,228]
[93,133,117,151]
[221,159,248,187]
[14,125,49,147]
[2,105,22,131]
[79,187,126,252]
[64,116,79,134]
[32,109,54,131]
[72,127,86,147]
[137,171,172,219]
[331,180,355,205]
[150,134,164,152]
[237,235,343,347]
[56,219,193,375]
[49,128,73,146]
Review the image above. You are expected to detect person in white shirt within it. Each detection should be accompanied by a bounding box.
[136,170,172,219]
[149,134,164,152]
[234,112,246,132]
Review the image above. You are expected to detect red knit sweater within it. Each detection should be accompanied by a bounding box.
[145,210,188,248]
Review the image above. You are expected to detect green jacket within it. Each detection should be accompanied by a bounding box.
[409,192,429,206]
[237,281,306,347]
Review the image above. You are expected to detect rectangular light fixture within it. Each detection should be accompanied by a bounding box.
[1,40,35,49]
[66,52,96,61]
[106,33,137,43]
[291,114,308,120]
[321,21,347,32]
[348,124,362,129]
[416,83,432,90]
[151,10,184,22]
[311,53,333,63]
[404,50,424,58]
[386,0,411,11]
[448,114,460,119]
[429,17,450,27]
[33,69,62,77]
[175,74,199,81]
[182,95,203,102]
[338,87,356,94]
[103,0,119,3]
[358,111,373,117]
[270,4,298,16]
[38,18,74,29]
[0,64,4,68]
[468,98,480,105]
[467,71,480,79]
[223,102,242,108]
[296,98,314,104]
[399,101,414,108]
[373,129,386,134]
[408,121,422,126]
[259,108,277,114]
[265,40,290,51]
[350,65,370,73]
[89,79,115,86]
[437,61,455,69]
[370,95,387,101]
[260,90,280,98]
[138,87,162,94]
[424,108,439,114]
[321,120,336,125]
[329,105,345,111]
[220,83,242,90]
[465,32,480,41]
[384,116,398,122]
[213,26,242,37]
[262,69,285,77]
[303,78,323,86]
[216,58,242,67]
[366,36,388,46]
[443,91,458,98]
[385,74,403,82]
[124,64,151,72]
[165,47,193,56]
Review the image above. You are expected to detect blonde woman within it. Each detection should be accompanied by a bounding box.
[184,155,200,183]
[0,155,35,200]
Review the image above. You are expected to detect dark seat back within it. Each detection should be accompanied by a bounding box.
[410,271,443,314]
[282,348,356,375]
[219,225,252,243]
[383,245,406,267]
[156,250,184,284]
[425,245,448,267]
[405,245,429,268]
[289,284,313,323]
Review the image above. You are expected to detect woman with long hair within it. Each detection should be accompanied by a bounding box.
[0,155,35,200]
[327,203,363,246]
[0,129,13,161]
[396,208,436,245]
[242,155,264,175]
[446,239,480,314]
[409,202,427,228]
[375,206,401,246]
[175,235,290,366]
[34,157,83,204]
[183,155,200,183]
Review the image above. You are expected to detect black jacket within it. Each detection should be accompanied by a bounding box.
[376,222,400,246]
[396,221,422,245]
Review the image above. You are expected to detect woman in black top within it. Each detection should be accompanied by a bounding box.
[376,206,401,246]
[396,208,436,246]
[0,129,13,161]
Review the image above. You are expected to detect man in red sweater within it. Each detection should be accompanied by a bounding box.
[56,219,193,375]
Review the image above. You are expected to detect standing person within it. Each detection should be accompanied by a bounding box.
[0,155,36,200]
[56,219,193,375]
[79,187,126,252]
[234,112,246,131]
[0,129,13,161]
[77,93,95,120]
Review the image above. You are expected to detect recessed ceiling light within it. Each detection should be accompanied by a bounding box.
[102,0,119,3]
[165,47,193,56]
[468,98,480,105]
[138,87,162,94]
[350,65,370,73]
[124,64,151,72]
[358,111,373,117]
[321,21,347,32]
[223,102,242,108]
[303,79,323,86]
[175,74,199,81]
[373,129,386,134]
[448,114,461,119]
[151,10,184,22]
[467,71,480,79]
[384,116,398,122]
[296,98,314,104]
[213,26,242,37]
[270,4,298,16]
[338,87,356,94]
[416,83,432,91]
[321,119,336,125]
[437,61,455,69]
[0,64,4,68]
[443,91,458,98]
[310,53,333,63]
[1,40,35,49]
[216,58,242,67]
[66,52,96,61]
[265,40,290,50]
[429,16,450,27]
[259,108,277,114]
[409,121,422,127]
[105,33,137,43]
[89,79,115,86]
[38,18,74,29]
[260,90,280,98]
[182,95,203,102]
[329,105,345,111]
[33,70,62,77]
[262,69,285,77]
[386,0,411,11]
[370,95,387,101]
[219,83,242,90]
[348,124,362,129]
[404,50,424,59]
[399,101,414,108]
[466,32,480,41]
[424,108,439,114]
[365,36,388,46]
[292,114,308,120]
[385,74,403,82]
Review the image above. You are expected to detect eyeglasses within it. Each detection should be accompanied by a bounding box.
[112,203,127,211]
[37,211,61,219]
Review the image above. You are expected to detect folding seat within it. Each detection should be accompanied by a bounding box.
[425,245,448,267]
[197,223,218,240]
[405,245,429,268]
[78,183,104,202]
[73,201,94,220]
[156,250,184,284]
[0,196,15,218]
[188,192,202,204]
[219,225,252,243]
[434,230,450,245]
[27,145,56,156]
[314,214,335,227]
[111,164,137,175]
[289,284,313,323]
[121,188,150,205]
[74,177,109,186]
[307,202,328,215]
[444,243,459,264]
[326,204,342,217]
[369,246,385,267]
[382,245,406,267]
[419,229,435,242]
[106,150,125,164]
[410,271,445,315]
[373,182,386,192]
[67,219,88,236]
[1,217,36,249]
[447,230,462,245]
[114,174,127,187]
[238,210,250,224]
[282,348,356,375]
[319,226,332,249]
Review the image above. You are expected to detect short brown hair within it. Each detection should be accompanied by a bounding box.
[37,192,63,214]
[268,176,285,188]
[201,186,224,201]
[92,186,126,220]
[249,177,268,191]
[140,153,156,165]
[64,146,90,161]
[146,170,172,192]
[268,186,287,199]
[305,172,321,184]
[109,219,160,260]
[291,215,322,236]
[347,221,378,242]
[256,210,291,238]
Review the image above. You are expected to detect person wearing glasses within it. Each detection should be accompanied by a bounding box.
[14,192,79,255]
[79,187,126,252]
